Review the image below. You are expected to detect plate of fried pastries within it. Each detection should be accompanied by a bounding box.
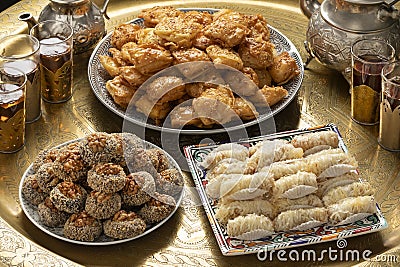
[19,132,184,245]
[184,124,387,255]
[88,6,304,134]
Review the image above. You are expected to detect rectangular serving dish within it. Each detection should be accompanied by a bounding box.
[184,123,387,256]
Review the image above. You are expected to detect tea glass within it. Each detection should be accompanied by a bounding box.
[0,34,41,123]
[350,38,395,125]
[30,20,73,103]
[0,65,27,153]
[379,61,400,151]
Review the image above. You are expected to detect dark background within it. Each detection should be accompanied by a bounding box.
[0,0,19,11]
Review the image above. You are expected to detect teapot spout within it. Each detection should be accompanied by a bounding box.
[18,12,38,33]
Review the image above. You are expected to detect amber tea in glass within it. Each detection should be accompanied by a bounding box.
[0,66,27,153]
[30,20,73,103]
[351,39,395,125]
[0,34,41,123]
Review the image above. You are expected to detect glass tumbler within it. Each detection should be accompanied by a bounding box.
[0,34,41,123]
[0,65,27,153]
[30,20,74,103]
[379,61,400,151]
[350,38,395,125]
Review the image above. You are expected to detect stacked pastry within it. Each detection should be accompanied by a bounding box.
[100,6,301,128]
[202,130,376,240]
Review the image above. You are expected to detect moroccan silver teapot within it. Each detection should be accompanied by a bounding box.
[301,0,400,79]
[19,0,110,54]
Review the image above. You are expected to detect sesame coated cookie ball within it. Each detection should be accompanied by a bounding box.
[50,181,87,214]
[22,174,48,206]
[87,162,126,193]
[38,197,69,227]
[63,211,103,242]
[85,191,122,220]
[103,210,146,239]
[121,171,156,207]
[139,192,176,224]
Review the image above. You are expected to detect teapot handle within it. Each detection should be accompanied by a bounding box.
[300,0,321,18]
[100,0,111,20]
[384,0,400,6]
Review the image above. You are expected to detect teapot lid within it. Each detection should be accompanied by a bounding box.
[321,0,398,33]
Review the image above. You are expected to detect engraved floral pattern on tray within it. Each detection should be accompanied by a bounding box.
[183,124,388,256]
[87,8,304,135]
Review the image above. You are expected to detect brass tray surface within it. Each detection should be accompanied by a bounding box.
[1,0,400,266]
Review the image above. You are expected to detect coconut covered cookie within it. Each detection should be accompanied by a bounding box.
[125,147,159,178]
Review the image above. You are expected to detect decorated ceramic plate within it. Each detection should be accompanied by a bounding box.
[184,124,387,256]
[88,8,304,135]
[19,136,184,246]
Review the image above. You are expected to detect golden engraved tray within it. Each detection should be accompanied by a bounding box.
[1,0,400,266]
